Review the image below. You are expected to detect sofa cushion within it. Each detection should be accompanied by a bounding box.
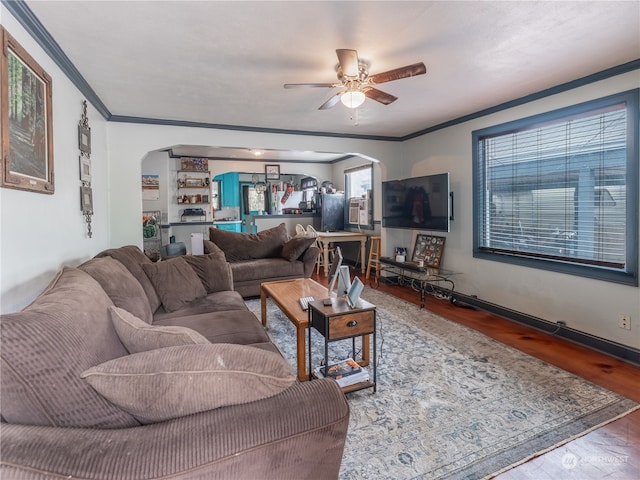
[152,290,249,322]
[231,258,304,283]
[182,253,233,293]
[154,309,271,345]
[142,257,207,312]
[110,306,209,354]
[0,267,139,428]
[281,236,316,262]
[203,240,227,261]
[209,223,289,261]
[81,344,296,424]
[95,245,162,313]
[79,256,154,324]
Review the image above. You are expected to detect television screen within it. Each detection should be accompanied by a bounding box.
[382,173,451,231]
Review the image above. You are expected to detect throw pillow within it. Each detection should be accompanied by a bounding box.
[182,253,233,293]
[81,344,296,424]
[110,306,209,354]
[208,223,289,261]
[141,257,207,312]
[95,245,162,313]
[203,240,227,261]
[79,257,154,324]
[280,236,316,262]
[0,267,139,428]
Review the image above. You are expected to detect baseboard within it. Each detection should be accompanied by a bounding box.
[377,276,640,367]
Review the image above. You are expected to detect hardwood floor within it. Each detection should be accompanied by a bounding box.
[310,269,640,479]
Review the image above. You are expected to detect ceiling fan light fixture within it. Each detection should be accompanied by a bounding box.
[340,90,365,109]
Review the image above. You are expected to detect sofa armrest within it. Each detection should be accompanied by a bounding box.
[0,379,349,480]
[302,245,320,277]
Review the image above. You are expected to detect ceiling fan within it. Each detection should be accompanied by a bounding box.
[284,49,426,110]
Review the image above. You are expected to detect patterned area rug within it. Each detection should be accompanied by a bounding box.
[245,288,638,480]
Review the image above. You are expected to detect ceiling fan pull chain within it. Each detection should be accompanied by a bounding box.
[350,107,360,126]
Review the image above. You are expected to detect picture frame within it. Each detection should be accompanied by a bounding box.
[185,177,204,187]
[346,276,365,308]
[80,185,93,214]
[0,26,54,194]
[411,234,445,268]
[79,155,91,183]
[265,164,280,180]
[78,124,91,156]
[180,157,207,171]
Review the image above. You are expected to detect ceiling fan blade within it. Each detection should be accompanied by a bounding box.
[362,87,398,105]
[318,91,344,110]
[368,62,426,84]
[284,83,338,88]
[336,49,360,77]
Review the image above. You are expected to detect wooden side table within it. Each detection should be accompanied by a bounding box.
[307,297,376,393]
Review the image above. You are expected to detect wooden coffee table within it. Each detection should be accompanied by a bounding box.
[261,278,370,381]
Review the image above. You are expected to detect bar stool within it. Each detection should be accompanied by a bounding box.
[366,236,381,279]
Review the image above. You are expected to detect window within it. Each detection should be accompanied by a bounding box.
[345,164,373,228]
[473,90,638,285]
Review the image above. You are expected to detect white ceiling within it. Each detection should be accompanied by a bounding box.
[20,1,640,145]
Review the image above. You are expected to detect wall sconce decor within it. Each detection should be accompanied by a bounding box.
[78,100,93,238]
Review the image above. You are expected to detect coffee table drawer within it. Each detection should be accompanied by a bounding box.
[328,311,374,339]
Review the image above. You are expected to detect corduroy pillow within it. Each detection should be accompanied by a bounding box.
[95,245,162,313]
[81,344,296,424]
[182,253,233,293]
[110,306,209,354]
[141,257,207,312]
[0,268,138,428]
[80,256,154,324]
[280,236,316,262]
[208,223,289,261]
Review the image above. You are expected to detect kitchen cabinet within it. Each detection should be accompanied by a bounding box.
[214,172,240,207]
[212,221,242,232]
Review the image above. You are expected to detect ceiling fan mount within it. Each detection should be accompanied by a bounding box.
[284,49,426,110]
[336,61,369,83]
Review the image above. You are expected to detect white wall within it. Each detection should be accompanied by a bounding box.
[0,10,110,312]
[106,122,401,249]
[397,71,640,350]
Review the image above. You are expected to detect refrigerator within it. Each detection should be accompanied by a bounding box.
[318,193,345,232]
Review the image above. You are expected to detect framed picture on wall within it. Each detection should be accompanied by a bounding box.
[0,26,54,194]
[80,186,93,214]
[78,124,91,156]
[79,156,91,183]
[265,164,280,180]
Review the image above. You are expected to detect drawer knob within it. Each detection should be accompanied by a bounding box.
[347,320,358,327]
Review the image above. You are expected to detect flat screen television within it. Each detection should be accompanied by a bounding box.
[382,172,452,232]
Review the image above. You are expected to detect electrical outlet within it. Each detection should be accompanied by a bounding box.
[618,314,631,330]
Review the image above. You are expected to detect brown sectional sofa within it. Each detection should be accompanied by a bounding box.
[0,245,349,479]
[207,222,319,298]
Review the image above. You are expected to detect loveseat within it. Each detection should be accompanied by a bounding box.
[207,222,319,298]
[0,245,349,479]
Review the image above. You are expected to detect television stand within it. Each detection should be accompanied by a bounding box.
[374,257,457,308]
